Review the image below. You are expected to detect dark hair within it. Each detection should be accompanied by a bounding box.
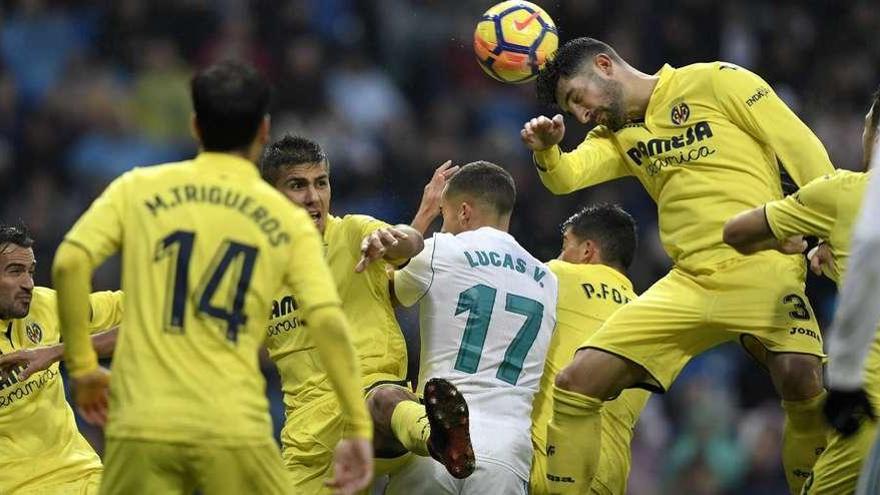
[0,223,34,251]
[561,203,637,269]
[536,37,621,108]
[871,85,880,130]
[445,161,516,216]
[260,135,328,182]
[191,61,271,151]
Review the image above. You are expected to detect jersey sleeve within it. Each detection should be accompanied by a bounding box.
[63,172,127,265]
[393,237,437,307]
[764,174,839,240]
[283,208,342,313]
[346,214,409,268]
[712,63,834,186]
[86,290,124,334]
[534,126,631,195]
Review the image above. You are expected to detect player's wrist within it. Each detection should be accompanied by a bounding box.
[65,350,99,378]
[533,145,561,172]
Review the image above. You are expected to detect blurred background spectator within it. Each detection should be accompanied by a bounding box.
[2,0,876,492]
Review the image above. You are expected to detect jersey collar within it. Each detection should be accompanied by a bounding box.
[644,64,675,126]
[193,152,260,178]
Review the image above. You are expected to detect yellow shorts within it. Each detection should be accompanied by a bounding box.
[283,378,413,494]
[16,472,100,495]
[100,438,287,495]
[585,253,823,392]
[530,388,650,495]
[803,328,880,494]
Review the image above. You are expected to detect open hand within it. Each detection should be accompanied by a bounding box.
[72,366,111,427]
[0,346,60,381]
[325,437,373,495]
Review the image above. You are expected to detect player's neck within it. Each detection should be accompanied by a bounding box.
[623,69,661,121]
[463,214,509,234]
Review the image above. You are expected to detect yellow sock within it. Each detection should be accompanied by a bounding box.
[546,385,603,495]
[390,400,431,457]
[781,391,829,495]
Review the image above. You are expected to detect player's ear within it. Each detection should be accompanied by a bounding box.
[580,239,598,264]
[256,114,271,146]
[595,54,614,76]
[189,113,202,145]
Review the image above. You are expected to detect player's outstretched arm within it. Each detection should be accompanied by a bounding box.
[52,241,111,426]
[723,207,806,255]
[411,160,460,235]
[0,328,117,381]
[355,224,424,273]
[522,114,630,195]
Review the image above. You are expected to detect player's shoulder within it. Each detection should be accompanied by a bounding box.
[31,286,57,305]
[123,159,195,182]
[547,260,633,289]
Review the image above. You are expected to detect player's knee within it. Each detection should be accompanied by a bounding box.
[769,353,824,400]
[367,385,415,425]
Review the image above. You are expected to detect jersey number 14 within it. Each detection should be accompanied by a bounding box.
[454,284,544,385]
[155,230,258,343]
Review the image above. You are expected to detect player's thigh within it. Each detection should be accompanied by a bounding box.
[713,255,823,359]
[592,390,650,495]
[281,397,343,493]
[462,461,528,495]
[385,455,457,495]
[99,439,194,495]
[193,442,288,495]
[530,441,549,495]
[804,422,878,495]
[584,269,724,392]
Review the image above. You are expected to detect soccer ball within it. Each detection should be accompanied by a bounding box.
[473,1,558,84]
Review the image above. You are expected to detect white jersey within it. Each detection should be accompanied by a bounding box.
[395,227,558,480]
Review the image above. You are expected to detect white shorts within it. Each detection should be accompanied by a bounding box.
[385,456,527,495]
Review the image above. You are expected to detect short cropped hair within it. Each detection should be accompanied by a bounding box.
[0,223,34,252]
[260,135,328,182]
[561,203,637,269]
[191,61,271,151]
[536,37,621,108]
[445,161,516,217]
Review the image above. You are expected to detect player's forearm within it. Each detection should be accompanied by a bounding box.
[411,209,437,236]
[305,305,372,439]
[384,224,424,263]
[723,208,776,254]
[52,242,99,376]
[827,177,880,390]
[534,146,581,194]
[92,327,118,358]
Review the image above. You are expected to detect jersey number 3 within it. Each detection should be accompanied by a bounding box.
[454,284,544,385]
[155,230,258,343]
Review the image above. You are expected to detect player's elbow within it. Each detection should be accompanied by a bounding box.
[52,242,92,281]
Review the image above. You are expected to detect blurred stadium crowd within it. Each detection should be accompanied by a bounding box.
[2,0,878,493]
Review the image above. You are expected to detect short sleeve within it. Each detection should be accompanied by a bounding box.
[283,205,342,314]
[64,173,127,265]
[87,290,124,333]
[393,237,437,307]
[765,173,839,240]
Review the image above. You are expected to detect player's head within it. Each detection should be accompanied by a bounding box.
[0,223,35,320]
[863,85,880,170]
[440,161,515,235]
[558,203,637,272]
[536,37,630,131]
[190,61,271,161]
[261,135,331,233]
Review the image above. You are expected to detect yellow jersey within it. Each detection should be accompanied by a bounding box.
[63,152,352,445]
[0,287,122,492]
[267,214,408,411]
[536,62,834,273]
[530,260,639,447]
[765,170,871,285]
